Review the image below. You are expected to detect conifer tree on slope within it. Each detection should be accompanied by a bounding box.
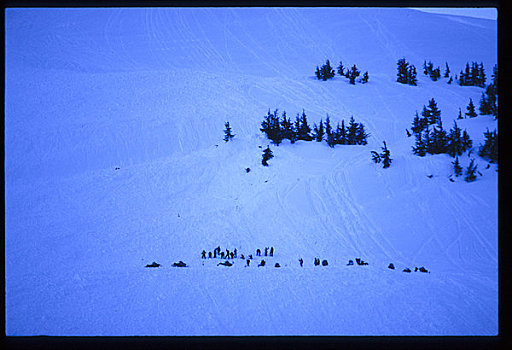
[313,119,325,142]
[361,71,369,84]
[280,111,295,142]
[465,98,477,118]
[396,58,409,84]
[479,128,498,163]
[447,121,463,157]
[412,129,427,156]
[347,116,359,145]
[337,61,345,76]
[381,141,392,168]
[462,130,472,151]
[407,65,417,86]
[452,156,462,177]
[444,62,450,78]
[349,65,360,85]
[223,121,235,142]
[464,159,478,182]
[262,146,274,166]
[297,110,313,141]
[425,98,441,125]
[325,115,335,148]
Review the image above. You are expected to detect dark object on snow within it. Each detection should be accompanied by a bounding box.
[275,263,280,268]
[172,261,187,267]
[449,178,455,182]
[270,247,274,257]
[220,252,225,259]
[265,247,268,256]
[218,260,233,267]
[241,254,245,260]
[145,262,160,268]
[208,252,212,258]
[388,263,395,270]
[486,164,490,169]
[419,266,429,273]
[249,254,253,260]
[246,168,251,173]
[258,260,266,267]
[256,249,261,256]
[355,258,361,265]
[226,249,230,258]
[201,250,206,259]
[322,259,328,266]
[347,260,354,266]
[115,167,120,170]
[258,146,262,148]
[414,267,418,272]
[234,248,237,258]
[314,258,320,266]
[299,258,303,267]
[213,250,217,258]
[427,174,433,178]
[230,252,234,259]
[403,268,411,273]
[246,259,250,267]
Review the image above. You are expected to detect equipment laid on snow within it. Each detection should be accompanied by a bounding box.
[388,263,395,270]
[347,260,354,266]
[419,266,430,273]
[322,260,328,266]
[275,263,280,268]
[217,260,233,267]
[145,262,160,268]
[258,260,266,267]
[403,267,411,273]
[172,261,187,267]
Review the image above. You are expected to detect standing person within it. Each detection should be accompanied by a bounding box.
[264,247,268,256]
[249,254,253,260]
[220,252,225,259]
[201,250,206,259]
[214,250,217,258]
[270,247,274,257]
[299,258,303,267]
[246,259,250,267]
[234,248,237,258]
[208,252,212,259]
[230,252,234,259]
[256,249,261,257]
[226,249,230,259]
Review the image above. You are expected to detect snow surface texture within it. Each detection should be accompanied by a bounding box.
[5,8,497,335]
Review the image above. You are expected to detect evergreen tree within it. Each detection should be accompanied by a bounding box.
[465,98,477,118]
[337,61,345,76]
[462,130,472,151]
[407,65,417,86]
[421,98,441,125]
[447,76,453,84]
[397,58,409,84]
[411,111,424,134]
[479,92,492,115]
[280,111,294,141]
[464,159,477,182]
[430,121,448,154]
[317,59,335,80]
[381,141,392,168]
[479,128,498,163]
[261,146,274,166]
[347,116,359,145]
[223,121,235,142]
[371,151,381,163]
[457,107,463,120]
[313,119,325,142]
[325,115,335,147]
[478,62,486,87]
[339,119,347,145]
[297,110,313,141]
[412,129,427,156]
[424,124,432,154]
[315,66,321,80]
[444,62,450,78]
[349,65,360,85]
[355,123,369,145]
[447,121,463,157]
[452,156,462,176]
[361,71,369,84]
[423,60,428,75]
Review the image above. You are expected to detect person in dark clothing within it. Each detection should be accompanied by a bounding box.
[234,248,237,258]
[347,260,354,266]
[256,249,261,256]
[201,250,206,259]
[145,261,160,268]
[226,249,230,258]
[414,267,418,272]
[249,254,253,260]
[230,252,234,259]
[220,252,225,259]
[241,254,245,260]
[314,258,320,266]
[258,260,266,267]
[403,267,411,273]
[264,247,268,256]
[214,250,217,258]
[355,258,362,265]
[270,247,274,257]
[299,258,303,267]
[419,267,429,273]
[275,263,280,268]
[246,259,250,267]
[322,259,328,266]
[208,252,212,258]
[388,263,395,269]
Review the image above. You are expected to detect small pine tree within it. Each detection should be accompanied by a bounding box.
[479,128,498,163]
[381,141,392,168]
[318,60,335,80]
[371,151,381,163]
[325,115,335,147]
[465,98,477,118]
[297,110,313,141]
[262,146,274,166]
[313,119,325,142]
[407,65,418,86]
[347,116,358,145]
[479,92,491,115]
[337,61,345,76]
[452,156,462,176]
[315,66,321,80]
[447,121,463,157]
[444,62,450,78]
[423,60,428,75]
[426,98,441,125]
[361,71,369,84]
[223,121,235,142]
[462,130,472,151]
[412,130,427,156]
[457,108,463,120]
[349,65,360,85]
[397,58,409,84]
[464,159,477,182]
[447,76,453,84]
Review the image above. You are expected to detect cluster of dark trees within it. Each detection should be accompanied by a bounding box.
[423,60,442,81]
[452,157,479,182]
[315,59,369,84]
[371,141,392,168]
[409,98,472,157]
[223,121,235,142]
[396,58,417,86]
[479,64,498,118]
[479,128,498,163]
[260,109,369,148]
[458,61,486,87]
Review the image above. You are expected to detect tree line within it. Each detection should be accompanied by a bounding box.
[315,59,369,84]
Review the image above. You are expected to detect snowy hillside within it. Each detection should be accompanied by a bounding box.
[5,8,497,335]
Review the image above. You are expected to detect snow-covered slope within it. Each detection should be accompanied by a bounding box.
[5,8,497,335]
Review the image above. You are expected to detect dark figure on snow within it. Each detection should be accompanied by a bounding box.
[299,258,303,267]
[275,263,280,268]
[314,258,320,266]
[388,263,395,270]
[414,267,418,272]
[220,252,225,259]
[213,250,217,258]
[145,261,160,268]
[249,254,253,260]
[201,250,206,259]
[246,259,250,267]
[270,247,274,257]
[226,249,230,258]
[347,260,354,266]
[230,252,234,259]
[234,248,237,258]
[216,246,221,254]
[322,259,328,266]
[173,261,187,267]
[419,267,429,273]
[355,258,362,265]
[403,267,411,273]
[265,247,268,256]
[208,252,212,259]
[256,249,261,256]
[218,260,232,267]
[258,260,266,267]
[241,254,245,260]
